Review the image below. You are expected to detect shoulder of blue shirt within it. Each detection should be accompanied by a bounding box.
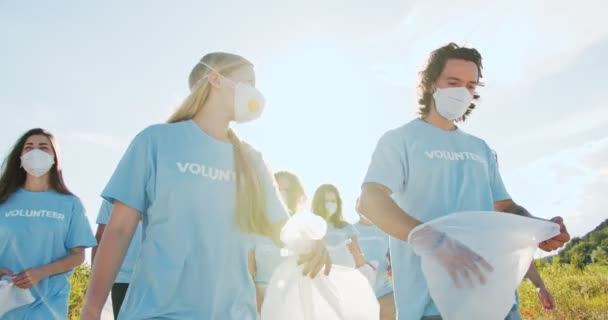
[49,191,87,215]
[134,121,267,162]
[380,119,495,153]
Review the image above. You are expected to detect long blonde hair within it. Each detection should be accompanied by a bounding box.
[274,171,305,215]
[168,52,272,236]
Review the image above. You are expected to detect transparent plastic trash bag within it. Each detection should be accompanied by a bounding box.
[327,240,356,268]
[408,211,560,320]
[0,278,35,317]
[261,211,379,320]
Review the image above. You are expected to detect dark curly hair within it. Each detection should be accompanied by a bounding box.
[417,43,483,122]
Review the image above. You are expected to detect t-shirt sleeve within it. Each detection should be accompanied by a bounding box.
[362,130,408,194]
[95,199,112,225]
[346,224,359,238]
[65,198,97,249]
[487,147,511,202]
[244,234,254,251]
[102,128,155,214]
[248,146,289,224]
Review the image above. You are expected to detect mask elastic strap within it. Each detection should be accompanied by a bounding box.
[197,61,221,75]
[191,61,234,91]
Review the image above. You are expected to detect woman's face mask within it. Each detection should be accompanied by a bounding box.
[198,62,266,123]
[325,201,338,216]
[21,148,54,178]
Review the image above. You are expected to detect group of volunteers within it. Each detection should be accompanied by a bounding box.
[0,43,570,320]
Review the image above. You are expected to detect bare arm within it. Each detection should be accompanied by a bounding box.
[495,199,570,251]
[91,224,106,265]
[527,262,556,311]
[39,247,85,276]
[82,201,139,317]
[248,249,256,280]
[360,182,493,287]
[358,183,422,241]
[525,262,545,289]
[347,237,367,268]
[495,199,532,217]
[13,247,86,288]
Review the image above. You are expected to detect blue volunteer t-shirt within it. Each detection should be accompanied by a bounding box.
[325,223,359,267]
[0,189,96,320]
[250,235,285,286]
[102,120,288,320]
[354,222,393,298]
[96,199,142,284]
[363,119,510,320]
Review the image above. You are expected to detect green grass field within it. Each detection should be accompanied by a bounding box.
[518,260,608,320]
[68,261,608,320]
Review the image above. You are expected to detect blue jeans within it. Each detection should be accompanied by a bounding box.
[504,303,522,320]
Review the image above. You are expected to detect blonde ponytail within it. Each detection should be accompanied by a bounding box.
[227,130,272,236]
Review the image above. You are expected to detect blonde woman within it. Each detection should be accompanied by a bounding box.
[81,53,331,320]
[249,171,306,313]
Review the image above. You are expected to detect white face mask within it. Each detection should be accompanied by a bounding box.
[20,149,54,178]
[325,202,338,215]
[432,87,473,121]
[198,62,266,123]
[225,79,266,123]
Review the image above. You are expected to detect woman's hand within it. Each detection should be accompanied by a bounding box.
[297,240,332,278]
[12,267,49,289]
[0,267,15,278]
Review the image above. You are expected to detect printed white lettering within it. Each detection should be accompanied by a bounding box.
[3,209,65,220]
[189,163,202,175]
[176,162,235,182]
[424,150,487,165]
[177,162,189,172]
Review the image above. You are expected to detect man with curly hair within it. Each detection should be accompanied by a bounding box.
[357,43,570,320]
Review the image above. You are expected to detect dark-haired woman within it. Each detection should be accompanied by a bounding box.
[311,184,368,270]
[0,128,96,319]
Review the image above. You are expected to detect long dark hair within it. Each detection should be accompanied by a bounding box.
[417,42,483,122]
[274,171,305,215]
[311,184,347,229]
[0,128,72,204]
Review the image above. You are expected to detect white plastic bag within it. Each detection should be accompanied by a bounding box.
[408,211,560,320]
[357,262,379,288]
[0,278,35,317]
[261,211,379,320]
[327,241,356,268]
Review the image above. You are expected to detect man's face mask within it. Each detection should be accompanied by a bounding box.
[432,87,473,121]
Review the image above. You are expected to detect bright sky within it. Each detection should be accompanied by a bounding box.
[2,0,607,261]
